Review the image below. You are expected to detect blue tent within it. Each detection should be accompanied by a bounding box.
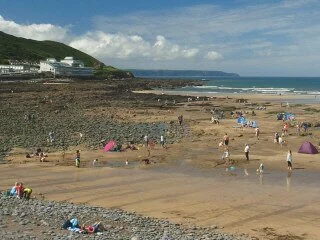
[277,112,295,121]
[251,121,258,128]
[237,117,246,124]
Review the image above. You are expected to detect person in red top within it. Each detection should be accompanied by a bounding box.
[16,182,24,199]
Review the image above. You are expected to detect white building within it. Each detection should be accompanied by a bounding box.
[39,57,93,77]
[0,64,30,74]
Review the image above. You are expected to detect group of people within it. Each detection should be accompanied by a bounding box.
[62,218,104,234]
[220,133,250,162]
[220,131,293,171]
[9,182,32,199]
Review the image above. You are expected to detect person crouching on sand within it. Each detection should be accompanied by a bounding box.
[23,187,32,199]
[10,182,19,196]
[16,182,24,199]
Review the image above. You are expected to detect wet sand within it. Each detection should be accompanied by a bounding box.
[1,85,320,239]
[1,162,319,239]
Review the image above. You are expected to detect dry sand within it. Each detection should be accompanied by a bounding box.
[1,93,320,239]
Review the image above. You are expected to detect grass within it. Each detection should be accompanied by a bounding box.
[0,31,104,68]
[0,31,133,78]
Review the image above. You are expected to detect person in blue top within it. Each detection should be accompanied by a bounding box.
[10,182,18,196]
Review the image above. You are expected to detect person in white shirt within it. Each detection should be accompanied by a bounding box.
[144,135,149,147]
[93,159,98,168]
[286,150,293,171]
[160,135,165,148]
[244,144,250,161]
[222,147,230,161]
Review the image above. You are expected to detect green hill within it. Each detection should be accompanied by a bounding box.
[0,31,104,68]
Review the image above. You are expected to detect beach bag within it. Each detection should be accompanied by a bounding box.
[62,220,72,229]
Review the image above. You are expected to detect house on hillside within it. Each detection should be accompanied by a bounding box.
[39,57,93,77]
[0,64,30,74]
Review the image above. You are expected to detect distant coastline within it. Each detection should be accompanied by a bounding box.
[128,69,240,78]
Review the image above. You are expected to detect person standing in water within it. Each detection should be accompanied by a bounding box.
[286,150,293,171]
[244,144,250,161]
[75,150,80,168]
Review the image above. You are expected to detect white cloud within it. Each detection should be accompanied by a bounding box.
[0,15,69,41]
[205,51,223,61]
[70,32,200,61]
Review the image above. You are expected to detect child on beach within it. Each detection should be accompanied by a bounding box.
[221,147,230,161]
[75,150,80,168]
[257,163,264,174]
[23,187,32,199]
[16,182,24,199]
[93,159,98,168]
[223,133,229,146]
[10,182,19,196]
[286,150,293,171]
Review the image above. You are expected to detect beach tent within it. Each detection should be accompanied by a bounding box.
[237,117,246,124]
[277,112,295,121]
[298,142,318,154]
[285,113,295,121]
[103,140,117,152]
[251,121,258,128]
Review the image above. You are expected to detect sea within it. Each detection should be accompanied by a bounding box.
[141,76,320,104]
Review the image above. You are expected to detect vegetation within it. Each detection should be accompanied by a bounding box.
[0,31,134,78]
[0,31,103,68]
[94,66,134,79]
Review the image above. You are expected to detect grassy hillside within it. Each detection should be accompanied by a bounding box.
[0,31,104,68]
[95,66,134,79]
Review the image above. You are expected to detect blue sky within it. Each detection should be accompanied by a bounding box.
[1,0,320,76]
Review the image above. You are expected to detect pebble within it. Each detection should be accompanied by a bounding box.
[0,194,251,239]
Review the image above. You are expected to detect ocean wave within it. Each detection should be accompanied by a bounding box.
[194,85,294,92]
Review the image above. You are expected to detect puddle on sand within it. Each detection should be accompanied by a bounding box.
[81,160,141,169]
[149,161,320,190]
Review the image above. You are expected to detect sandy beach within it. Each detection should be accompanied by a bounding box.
[1,79,320,239]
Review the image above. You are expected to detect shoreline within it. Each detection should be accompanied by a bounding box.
[134,89,320,104]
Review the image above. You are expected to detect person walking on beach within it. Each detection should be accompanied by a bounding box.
[286,150,293,171]
[178,115,183,125]
[222,147,230,163]
[75,150,80,168]
[223,133,229,146]
[160,135,165,148]
[283,122,289,135]
[255,127,260,140]
[143,135,149,147]
[275,132,280,143]
[244,144,250,161]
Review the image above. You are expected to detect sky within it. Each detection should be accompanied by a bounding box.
[1,0,320,76]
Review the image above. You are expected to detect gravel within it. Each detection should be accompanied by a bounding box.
[0,194,251,240]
